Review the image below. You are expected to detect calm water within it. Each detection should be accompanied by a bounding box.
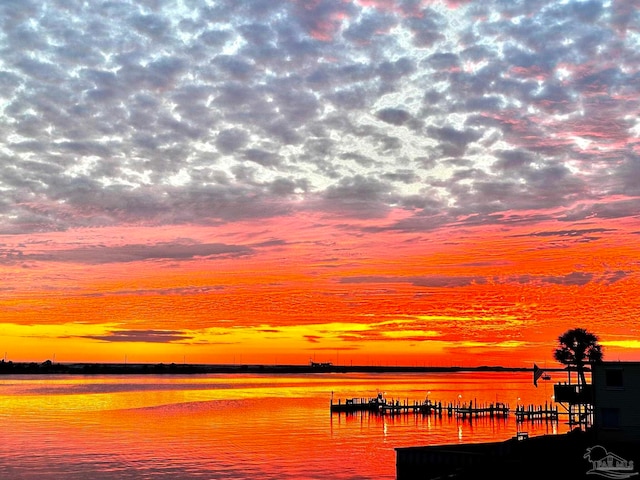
[0,371,567,479]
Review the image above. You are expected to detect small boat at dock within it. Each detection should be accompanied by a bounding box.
[330,392,387,413]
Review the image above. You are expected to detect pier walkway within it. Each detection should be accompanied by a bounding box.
[513,403,559,422]
[331,395,559,422]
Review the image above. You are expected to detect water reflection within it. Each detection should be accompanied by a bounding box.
[0,372,569,479]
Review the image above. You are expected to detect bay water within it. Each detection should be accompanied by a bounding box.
[0,371,567,479]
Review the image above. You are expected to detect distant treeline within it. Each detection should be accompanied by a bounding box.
[0,359,545,375]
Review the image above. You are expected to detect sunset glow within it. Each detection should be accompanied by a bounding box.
[1,0,639,367]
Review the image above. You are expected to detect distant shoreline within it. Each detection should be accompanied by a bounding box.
[0,360,565,375]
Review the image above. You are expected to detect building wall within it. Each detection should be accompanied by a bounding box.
[592,362,640,442]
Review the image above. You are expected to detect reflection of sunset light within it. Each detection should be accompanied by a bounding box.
[0,371,571,478]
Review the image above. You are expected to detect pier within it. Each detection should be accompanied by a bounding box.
[331,395,559,422]
[513,403,559,422]
[380,400,444,416]
[455,401,510,419]
[377,400,512,419]
[329,394,386,413]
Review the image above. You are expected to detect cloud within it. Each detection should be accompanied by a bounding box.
[0,0,635,236]
[537,272,594,286]
[512,228,616,238]
[340,271,621,288]
[0,1,639,367]
[340,275,485,288]
[376,108,412,126]
[0,242,253,265]
[80,329,193,343]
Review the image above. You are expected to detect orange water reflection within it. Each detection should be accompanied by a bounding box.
[0,372,570,479]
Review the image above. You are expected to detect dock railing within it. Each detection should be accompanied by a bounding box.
[331,396,561,423]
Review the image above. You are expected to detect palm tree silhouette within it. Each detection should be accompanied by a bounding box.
[553,328,603,386]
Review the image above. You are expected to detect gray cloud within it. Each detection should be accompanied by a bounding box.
[0,0,637,235]
[340,275,485,288]
[512,228,616,238]
[339,271,625,288]
[540,272,594,286]
[81,329,193,343]
[0,242,253,265]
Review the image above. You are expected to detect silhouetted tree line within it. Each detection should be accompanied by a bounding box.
[0,360,213,375]
[0,359,69,374]
[0,360,535,375]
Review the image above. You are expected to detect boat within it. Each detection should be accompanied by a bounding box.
[542,373,552,380]
[372,392,386,403]
[330,392,387,413]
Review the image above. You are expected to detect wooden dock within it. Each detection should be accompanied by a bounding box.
[376,400,512,418]
[379,400,444,416]
[330,396,384,413]
[331,395,560,423]
[331,396,511,417]
[514,403,559,422]
[455,402,510,419]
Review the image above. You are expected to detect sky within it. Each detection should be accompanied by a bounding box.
[0,0,639,367]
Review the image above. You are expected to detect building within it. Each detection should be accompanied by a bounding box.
[591,361,640,443]
[552,366,594,430]
[396,362,640,479]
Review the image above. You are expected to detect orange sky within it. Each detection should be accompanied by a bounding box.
[1,210,638,367]
[2,0,640,369]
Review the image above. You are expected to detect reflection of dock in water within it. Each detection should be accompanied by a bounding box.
[514,403,559,422]
[331,395,560,422]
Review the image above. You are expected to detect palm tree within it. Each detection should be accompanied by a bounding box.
[553,328,603,386]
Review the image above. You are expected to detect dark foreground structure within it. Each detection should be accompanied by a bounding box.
[397,361,640,480]
[396,428,640,480]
